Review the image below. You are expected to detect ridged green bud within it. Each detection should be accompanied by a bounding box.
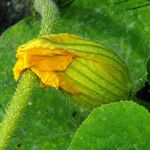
[13,33,131,108]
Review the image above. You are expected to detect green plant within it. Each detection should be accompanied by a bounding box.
[68,101,150,150]
[0,0,150,149]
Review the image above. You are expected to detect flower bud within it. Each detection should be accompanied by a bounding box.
[13,33,131,108]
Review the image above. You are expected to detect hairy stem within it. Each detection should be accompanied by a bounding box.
[0,70,38,149]
[0,0,59,149]
[34,0,59,35]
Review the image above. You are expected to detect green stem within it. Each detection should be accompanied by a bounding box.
[0,70,38,150]
[0,0,59,149]
[34,0,59,36]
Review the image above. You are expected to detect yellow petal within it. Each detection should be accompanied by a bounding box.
[31,67,59,88]
[13,35,74,88]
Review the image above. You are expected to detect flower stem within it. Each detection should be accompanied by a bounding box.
[0,70,38,150]
[0,0,59,149]
[34,0,59,36]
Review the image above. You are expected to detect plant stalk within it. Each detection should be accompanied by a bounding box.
[0,70,38,149]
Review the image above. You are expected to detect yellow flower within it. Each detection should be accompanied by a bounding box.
[13,33,131,108]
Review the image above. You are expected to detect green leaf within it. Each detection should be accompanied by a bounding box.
[68,101,150,150]
[0,17,87,150]
[56,0,150,94]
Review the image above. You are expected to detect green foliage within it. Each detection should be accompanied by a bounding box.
[0,0,150,149]
[68,101,150,150]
